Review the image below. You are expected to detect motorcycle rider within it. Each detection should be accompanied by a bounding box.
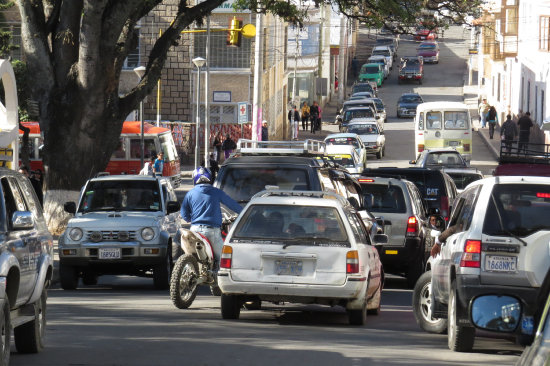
[181,167,243,268]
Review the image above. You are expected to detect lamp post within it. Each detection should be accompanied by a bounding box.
[133,66,146,169]
[192,57,206,170]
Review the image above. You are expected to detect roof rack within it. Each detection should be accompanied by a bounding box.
[499,141,550,165]
[236,139,326,156]
[251,189,349,206]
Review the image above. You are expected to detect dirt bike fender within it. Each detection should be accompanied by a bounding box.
[180,229,215,260]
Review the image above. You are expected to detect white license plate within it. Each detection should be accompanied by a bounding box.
[407,75,412,78]
[99,248,121,259]
[275,260,303,275]
[484,255,517,272]
[449,141,459,146]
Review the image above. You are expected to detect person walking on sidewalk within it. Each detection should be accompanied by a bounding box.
[288,105,300,140]
[500,114,518,153]
[518,111,534,154]
[486,106,498,139]
[213,132,223,162]
[301,102,310,131]
[309,101,319,134]
[222,133,237,160]
[261,120,269,141]
[479,98,489,128]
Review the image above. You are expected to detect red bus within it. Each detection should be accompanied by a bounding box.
[19,121,181,186]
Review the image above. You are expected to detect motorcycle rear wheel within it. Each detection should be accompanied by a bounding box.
[170,255,200,309]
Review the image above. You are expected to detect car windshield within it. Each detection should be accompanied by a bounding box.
[352,84,374,94]
[325,137,360,148]
[361,184,407,213]
[362,66,380,74]
[78,180,161,212]
[483,184,550,237]
[219,167,310,203]
[348,124,379,135]
[446,172,483,190]
[400,95,422,103]
[232,204,349,244]
[423,152,466,167]
[344,109,375,122]
[403,58,420,65]
[372,50,390,57]
[328,154,356,168]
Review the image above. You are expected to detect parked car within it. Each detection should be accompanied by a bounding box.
[371,97,388,123]
[59,175,182,290]
[431,176,550,351]
[361,167,458,221]
[371,45,394,70]
[368,55,390,79]
[217,190,386,325]
[417,41,439,63]
[358,176,430,287]
[398,56,424,85]
[324,133,368,167]
[347,121,386,159]
[409,148,469,169]
[340,106,377,132]
[0,168,54,363]
[351,82,376,97]
[415,26,438,41]
[397,93,424,118]
[442,168,483,193]
[359,63,384,86]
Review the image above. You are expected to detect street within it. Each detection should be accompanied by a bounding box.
[15,26,521,366]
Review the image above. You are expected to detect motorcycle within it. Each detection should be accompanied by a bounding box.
[169,214,236,309]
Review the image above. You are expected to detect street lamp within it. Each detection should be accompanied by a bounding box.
[133,66,146,169]
[192,56,206,170]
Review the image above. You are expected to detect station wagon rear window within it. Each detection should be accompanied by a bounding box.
[232,204,349,246]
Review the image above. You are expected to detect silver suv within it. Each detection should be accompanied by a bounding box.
[431,176,550,351]
[59,175,181,290]
[358,176,429,287]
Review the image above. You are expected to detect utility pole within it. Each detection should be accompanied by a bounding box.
[205,16,211,168]
[252,13,263,141]
[338,15,346,105]
[292,27,299,106]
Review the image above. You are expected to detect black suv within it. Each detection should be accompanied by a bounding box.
[361,167,458,221]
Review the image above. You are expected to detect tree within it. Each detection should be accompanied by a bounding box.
[15,1,478,232]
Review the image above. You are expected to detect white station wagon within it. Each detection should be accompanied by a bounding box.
[217,190,385,325]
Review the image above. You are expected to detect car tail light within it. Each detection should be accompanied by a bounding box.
[418,144,424,152]
[220,245,233,269]
[358,178,375,183]
[440,196,449,221]
[464,143,470,152]
[406,216,419,236]
[346,251,359,274]
[460,240,481,268]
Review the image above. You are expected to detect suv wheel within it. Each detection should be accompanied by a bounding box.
[59,263,78,290]
[221,294,242,319]
[413,271,447,334]
[153,254,171,290]
[448,281,475,352]
[14,286,46,353]
[0,300,10,365]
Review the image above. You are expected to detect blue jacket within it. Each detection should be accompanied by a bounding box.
[181,184,243,227]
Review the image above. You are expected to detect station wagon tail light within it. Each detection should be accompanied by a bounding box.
[346,251,360,274]
[418,144,424,152]
[406,216,419,236]
[460,240,481,268]
[220,245,233,269]
[464,143,470,152]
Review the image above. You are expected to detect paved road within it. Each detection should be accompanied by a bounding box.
[22,26,519,366]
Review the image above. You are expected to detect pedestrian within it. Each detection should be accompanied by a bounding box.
[181,167,242,267]
[208,153,219,181]
[335,76,339,91]
[486,106,498,139]
[139,155,155,175]
[213,132,223,162]
[222,133,237,160]
[351,56,359,79]
[19,165,43,206]
[317,103,322,132]
[517,111,533,154]
[309,101,319,134]
[153,151,165,176]
[301,102,310,131]
[500,114,518,153]
[261,120,268,141]
[479,98,489,128]
[288,105,300,140]
[33,168,44,187]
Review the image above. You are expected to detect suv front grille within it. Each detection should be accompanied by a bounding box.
[86,230,137,242]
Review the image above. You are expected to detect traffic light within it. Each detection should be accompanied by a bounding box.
[227,16,242,47]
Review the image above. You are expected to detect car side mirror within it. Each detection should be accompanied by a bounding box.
[64,202,76,214]
[470,295,521,333]
[166,201,181,214]
[12,211,34,230]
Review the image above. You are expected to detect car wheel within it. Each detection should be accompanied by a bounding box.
[0,300,10,366]
[376,151,382,159]
[153,253,171,290]
[14,285,46,353]
[82,271,98,286]
[348,299,367,325]
[59,263,78,290]
[221,294,242,319]
[419,79,423,85]
[448,280,475,352]
[413,271,447,334]
[170,254,199,309]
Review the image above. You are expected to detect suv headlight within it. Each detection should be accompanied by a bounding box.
[141,227,155,241]
[69,228,83,241]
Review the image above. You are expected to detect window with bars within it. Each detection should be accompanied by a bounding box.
[194,32,252,69]
[540,16,550,51]
[197,104,238,124]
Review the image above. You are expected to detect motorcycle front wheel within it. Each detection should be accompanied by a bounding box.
[170,254,200,309]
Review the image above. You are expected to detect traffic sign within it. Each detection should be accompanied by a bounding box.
[238,102,248,124]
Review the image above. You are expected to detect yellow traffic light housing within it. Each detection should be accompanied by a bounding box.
[227,16,242,47]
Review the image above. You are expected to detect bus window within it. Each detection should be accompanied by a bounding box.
[159,132,177,162]
[444,111,469,130]
[426,111,442,130]
[418,112,424,130]
[111,138,126,159]
[130,138,156,159]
